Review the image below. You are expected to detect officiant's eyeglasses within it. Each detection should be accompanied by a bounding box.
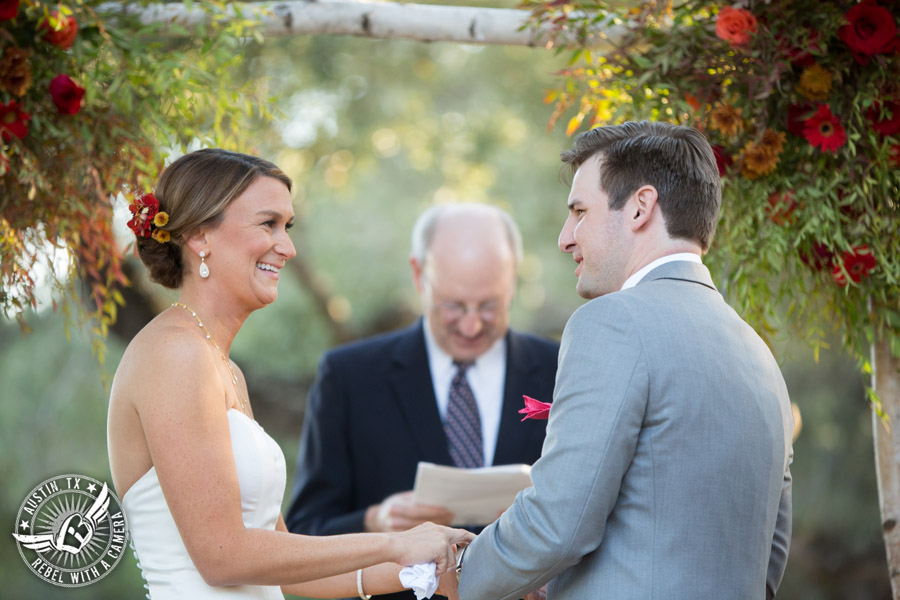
[424,281,508,323]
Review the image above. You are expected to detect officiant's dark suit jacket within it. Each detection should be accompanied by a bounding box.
[286,319,558,599]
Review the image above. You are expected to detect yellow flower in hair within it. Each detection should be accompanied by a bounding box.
[153,211,169,227]
[151,229,171,243]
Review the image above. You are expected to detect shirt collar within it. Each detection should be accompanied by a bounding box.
[422,317,506,376]
[620,253,702,291]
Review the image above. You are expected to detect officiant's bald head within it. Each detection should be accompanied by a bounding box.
[409,204,522,362]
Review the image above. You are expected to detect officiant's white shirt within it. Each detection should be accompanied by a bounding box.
[424,319,506,467]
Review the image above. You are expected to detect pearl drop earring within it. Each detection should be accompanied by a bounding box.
[199,251,210,279]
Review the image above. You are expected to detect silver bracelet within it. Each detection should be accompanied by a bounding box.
[356,568,372,600]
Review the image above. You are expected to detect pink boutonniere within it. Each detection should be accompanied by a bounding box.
[519,395,552,421]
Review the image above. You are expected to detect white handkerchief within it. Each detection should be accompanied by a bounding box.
[399,562,438,600]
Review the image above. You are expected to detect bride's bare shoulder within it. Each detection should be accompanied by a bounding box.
[111,316,217,406]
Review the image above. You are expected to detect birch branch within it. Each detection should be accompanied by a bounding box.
[98,0,626,48]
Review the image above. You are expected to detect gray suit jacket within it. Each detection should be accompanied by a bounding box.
[459,261,793,600]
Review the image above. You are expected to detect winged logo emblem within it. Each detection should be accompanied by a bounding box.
[13,483,110,555]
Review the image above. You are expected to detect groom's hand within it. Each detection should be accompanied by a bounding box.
[523,585,547,600]
[365,490,455,532]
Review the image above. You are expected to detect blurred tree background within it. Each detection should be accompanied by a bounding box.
[0,30,891,600]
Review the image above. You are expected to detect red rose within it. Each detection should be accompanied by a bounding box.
[868,99,900,137]
[39,11,78,51]
[804,104,846,153]
[0,0,19,21]
[715,7,759,47]
[766,191,799,226]
[832,246,876,286]
[0,99,30,141]
[838,0,899,64]
[48,74,85,115]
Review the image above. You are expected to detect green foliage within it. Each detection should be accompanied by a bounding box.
[524,0,900,396]
[1,0,270,356]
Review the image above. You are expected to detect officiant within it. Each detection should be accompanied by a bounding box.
[286,203,559,600]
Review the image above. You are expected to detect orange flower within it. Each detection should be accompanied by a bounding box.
[715,7,758,47]
[740,141,779,179]
[0,47,32,97]
[151,229,171,244]
[759,129,786,158]
[710,103,743,137]
[153,211,169,227]
[766,191,799,226]
[797,65,833,101]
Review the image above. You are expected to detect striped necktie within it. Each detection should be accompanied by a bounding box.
[444,361,484,468]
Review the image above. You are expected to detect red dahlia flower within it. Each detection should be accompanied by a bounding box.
[0,0,19,21]
[49,74,85,115]
[39,11,78,50]
[715,7,758,47]
[127,193,161,238]
[868,100,900,137]
[832,246,877,286]
[838,0,899,64]
[804,105,846,153]
[0,100,30,141]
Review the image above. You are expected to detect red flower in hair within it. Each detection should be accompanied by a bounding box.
[39,11,79,50]
[804,105,846,153]
[127,193,161,238]
[0,0,19,21]
[868,100,900,137]
[0,100,30,141]
[832,246,876,286]
[838,0,899,64]
[49,74,85,115]
[519,395,552,421]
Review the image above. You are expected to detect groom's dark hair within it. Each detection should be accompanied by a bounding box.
[561,121,721,251]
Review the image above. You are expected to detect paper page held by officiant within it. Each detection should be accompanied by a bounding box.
[412,462,533,526]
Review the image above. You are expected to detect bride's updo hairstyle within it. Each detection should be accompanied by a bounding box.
[136,149,292,289]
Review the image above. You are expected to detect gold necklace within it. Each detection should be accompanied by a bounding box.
[171,301,249,416]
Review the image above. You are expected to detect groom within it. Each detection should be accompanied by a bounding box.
[455,121,793,600]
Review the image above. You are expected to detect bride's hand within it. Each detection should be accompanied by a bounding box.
[388,522,475,576]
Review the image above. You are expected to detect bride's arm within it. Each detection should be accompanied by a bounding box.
[134,335,472,588]
[275,516,408,598]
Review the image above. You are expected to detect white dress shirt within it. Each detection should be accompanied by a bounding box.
[620,252,703,291]
[423,320,507,467]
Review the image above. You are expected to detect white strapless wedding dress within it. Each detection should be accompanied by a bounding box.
[122,409,287,599]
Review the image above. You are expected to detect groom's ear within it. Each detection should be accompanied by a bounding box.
[628,185,658,232]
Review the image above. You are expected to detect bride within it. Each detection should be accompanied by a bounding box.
[107,149,473,599]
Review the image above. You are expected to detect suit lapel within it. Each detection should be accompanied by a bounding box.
[388,321,453,465]
[493,331,543,466]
